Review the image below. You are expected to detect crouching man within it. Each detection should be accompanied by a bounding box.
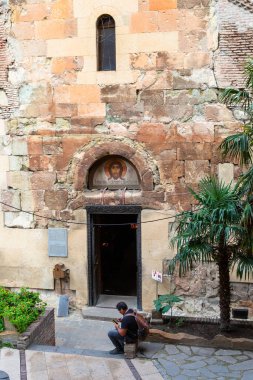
[108,301,138,355]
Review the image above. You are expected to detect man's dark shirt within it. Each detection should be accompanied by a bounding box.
[121,309,138,342]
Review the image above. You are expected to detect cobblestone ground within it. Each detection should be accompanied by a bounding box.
[152,344,253,380]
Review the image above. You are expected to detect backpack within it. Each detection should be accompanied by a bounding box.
[127,312,150,341]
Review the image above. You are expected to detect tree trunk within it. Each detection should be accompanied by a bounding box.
[218,248,231,331]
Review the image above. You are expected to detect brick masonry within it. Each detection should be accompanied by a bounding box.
[17,308,55,350]
[215,0,253,87]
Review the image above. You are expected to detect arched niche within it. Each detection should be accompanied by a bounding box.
[71,140,156,191]
[88,155,140,190]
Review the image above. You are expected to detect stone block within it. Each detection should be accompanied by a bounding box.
[28,136,43,155]
[117,32,178,55]
[35,19,76,40]
[150,0,177,10]
[177,143,212,160]
[55,103,78,117]
[43,138,62,155]
[0,156,9,172]
[4,212,34,228]
[0,120,6,136]
[50,0,73,19]
[124,342,138,359]
[7,172,31,190]
[0,136,12,156]
[184,52,211,69]
[160,160,185,182]
[51,57,83,74]
[157,9,178,32]
[177,122,214,143]
[12,137,28,156]
[21,190,45,211]
[130,12,158,33]
[12,22,35,40]
[21,40,46,57]
[45,190,68,210]
[73,0,138,18]
[218,163,234,186]
[205,104,234,122]
[101,85,136,103]
[0,173,7,190]
[47,38,87,57]
[13,3,49,22]
[1,190,20,211]
[54,84,100,104]
[185,160,210,183]
[131,52,156,70]
[30,172,56,190]
[78,103,106,117]
[136,123,166,145]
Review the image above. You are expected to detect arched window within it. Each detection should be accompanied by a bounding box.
[97,15,116,71]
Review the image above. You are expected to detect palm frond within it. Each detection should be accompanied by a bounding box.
[168,242,213,277]
[236,166,253,194]
[219,133,253,165]
[219,88,251,110]
[231,255,253,280]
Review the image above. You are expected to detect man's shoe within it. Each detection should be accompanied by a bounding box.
[109,348,124,355]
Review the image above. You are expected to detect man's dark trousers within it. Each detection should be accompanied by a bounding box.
[108,329,124,351]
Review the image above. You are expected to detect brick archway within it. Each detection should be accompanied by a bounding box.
[70,140,157,191]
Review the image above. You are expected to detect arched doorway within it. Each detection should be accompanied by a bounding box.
[87,156,142,309]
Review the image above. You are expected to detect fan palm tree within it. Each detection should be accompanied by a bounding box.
[169,177,253,331]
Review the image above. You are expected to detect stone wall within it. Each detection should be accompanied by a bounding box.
[0,0,252,311]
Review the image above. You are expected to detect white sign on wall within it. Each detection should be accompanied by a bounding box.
[152,270,163,283]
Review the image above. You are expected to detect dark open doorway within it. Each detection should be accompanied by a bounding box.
[94,214,137,296]
[87,206,142,309]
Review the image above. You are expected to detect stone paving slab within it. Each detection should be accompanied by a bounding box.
[25,350,163,380]
[0,348,20,380]
[153,344,253,380]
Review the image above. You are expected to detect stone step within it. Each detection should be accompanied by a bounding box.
[81,306,151,322]
[81,307,119,321]
[28,344,124,359]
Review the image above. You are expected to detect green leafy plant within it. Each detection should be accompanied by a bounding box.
[0,342,14,348]
[0,317,4,332]
[154,294,183,323]
[174,317,185,328]
[0,287,46,333]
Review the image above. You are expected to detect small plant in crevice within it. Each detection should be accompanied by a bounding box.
[153,294,183,325]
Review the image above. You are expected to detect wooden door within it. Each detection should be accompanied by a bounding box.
[92,225,102,305]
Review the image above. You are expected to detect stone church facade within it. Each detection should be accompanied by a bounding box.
[0,0,253,315]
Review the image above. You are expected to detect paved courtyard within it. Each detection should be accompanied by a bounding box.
[1,310,253,379]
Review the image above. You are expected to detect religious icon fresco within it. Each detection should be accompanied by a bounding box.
[89,156,140,189]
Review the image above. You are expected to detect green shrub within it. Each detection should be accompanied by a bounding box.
[0,287,46,333]
[0,317,4,332]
